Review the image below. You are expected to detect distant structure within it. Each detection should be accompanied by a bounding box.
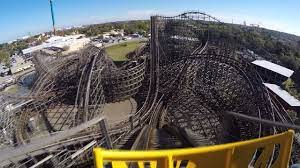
[49,0,56,35]
[10,55,33,74]
[250,24,260,28]
[100,29,125,39]
[22,34,90,55]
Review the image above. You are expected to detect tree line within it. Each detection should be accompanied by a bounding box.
[1,20,299,98]
[211,24,300,98]
[58,20,150,37]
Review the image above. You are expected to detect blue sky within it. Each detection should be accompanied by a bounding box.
[0,0,299,43]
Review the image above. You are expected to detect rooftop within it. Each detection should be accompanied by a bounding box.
[22,34,89,54]
[263,83,300,107]
[252,60,294,78]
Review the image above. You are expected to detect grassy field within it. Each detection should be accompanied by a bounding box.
[105,41,143,61]
[4,84,19,93]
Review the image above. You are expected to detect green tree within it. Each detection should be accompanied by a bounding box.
[0,50,10,66]
[283,78,300,99]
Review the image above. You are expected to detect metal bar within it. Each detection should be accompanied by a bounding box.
[226,111,300,130]
[129,115,134,130]
[49,0,56,34]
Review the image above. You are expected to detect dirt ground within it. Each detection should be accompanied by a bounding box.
[102,98,137,124]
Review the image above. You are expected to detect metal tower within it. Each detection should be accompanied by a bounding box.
[49,0,56,35]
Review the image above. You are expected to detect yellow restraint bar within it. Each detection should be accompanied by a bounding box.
[93,130,294,168]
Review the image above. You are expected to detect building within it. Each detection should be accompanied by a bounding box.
[22,34,90,55]
[40,47,64,55]
[91,41,103,48]
[21,35,30,40]
[100,29,124,39]
[0,65,10,77]
[0,76,15,90]
[131,33,142,38]
[252,60,294,85]
[10,55,33,74]
[109,29,124,37]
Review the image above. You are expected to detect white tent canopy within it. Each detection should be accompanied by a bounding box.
[252,60,294,78]
[263,83,300,107]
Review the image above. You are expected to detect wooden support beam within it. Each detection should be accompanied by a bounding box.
[99,118,113,149]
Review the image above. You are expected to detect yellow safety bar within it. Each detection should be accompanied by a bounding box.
[93,130,294,168]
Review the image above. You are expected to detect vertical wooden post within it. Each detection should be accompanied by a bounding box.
[129,115,134,130]
[2,129,13,145]
[99,118,113,149]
